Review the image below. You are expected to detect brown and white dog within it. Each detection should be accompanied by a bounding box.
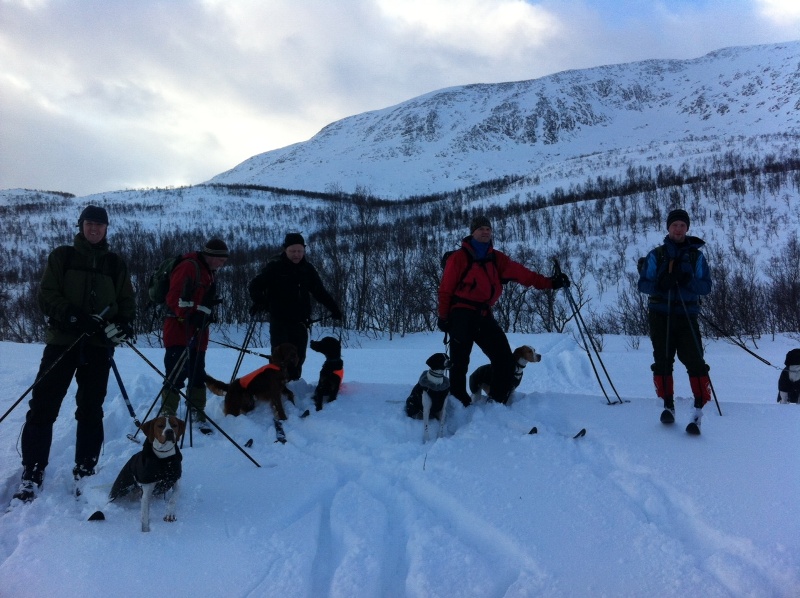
[109,415,185,532]
[468,345,542,401]
[205,342,298,420]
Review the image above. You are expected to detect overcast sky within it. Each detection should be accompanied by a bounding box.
[1,0,798,197]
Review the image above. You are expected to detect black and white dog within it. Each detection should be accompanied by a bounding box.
[778,348,800,404]
[109,415,185,532]
[309,336,344,411]
[404,353,451,442]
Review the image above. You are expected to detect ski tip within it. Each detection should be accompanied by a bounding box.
[573,428,587,438]
[528,426,538,435]
[300,409,310,419]
[244,438,253,448]
[88,511,105,521]
[685,423,701,436]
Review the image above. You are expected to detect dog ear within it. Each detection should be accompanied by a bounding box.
[169,416,186,438]
[139,419,155,439]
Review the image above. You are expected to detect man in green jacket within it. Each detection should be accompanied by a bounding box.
[12,205,136,504]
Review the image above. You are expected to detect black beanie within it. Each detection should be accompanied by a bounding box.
[470,216,491,232]
[666,209,690,229]
[785,349,800,367]
[77,205,109,227]
[283,232,305,248]
[202,238,229,257]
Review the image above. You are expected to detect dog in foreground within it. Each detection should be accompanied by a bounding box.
[468,345,541,402]
[109,415,185,532]
[404,352,451,442]
[309,336,344,411]
[205,342,298,420]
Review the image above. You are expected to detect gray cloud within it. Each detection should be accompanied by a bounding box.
[0,0,797,196]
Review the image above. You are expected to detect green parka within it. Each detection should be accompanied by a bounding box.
[38,233,136,346]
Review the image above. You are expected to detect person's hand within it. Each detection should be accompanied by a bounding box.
[657,270,678,292]
[550,273,570,289]
[677,270,692,286]
[71,313,105,335]
[437,317,450,333]
[104,322,130,345]
[189,307,210,330]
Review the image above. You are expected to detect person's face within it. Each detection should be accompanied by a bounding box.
[82,220,108,245]
[668,221,688,243]
[472,226,492,243]
[206,256,228,271]
[285,244,305,263]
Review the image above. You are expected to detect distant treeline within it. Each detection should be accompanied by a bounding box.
[2,145,800,347]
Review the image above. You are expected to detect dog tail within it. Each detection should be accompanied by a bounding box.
[204,374,230,396]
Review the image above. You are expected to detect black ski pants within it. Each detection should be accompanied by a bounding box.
[22,341,111,471]
[648,310,708,377]
[448,308,514,404]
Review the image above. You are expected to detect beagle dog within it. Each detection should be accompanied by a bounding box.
[109,415,185,532]
[468,345,542,401]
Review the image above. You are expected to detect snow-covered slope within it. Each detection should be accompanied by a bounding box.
[1,330,798,596]
[209,41,800,197]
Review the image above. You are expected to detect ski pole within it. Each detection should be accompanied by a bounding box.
[676,291,723,416]
[229,317,258,383]
[1,305,110,425]
[553,259,624,405]
[697,312,778,369]
[207,338,271,360]
[108,350,141,429]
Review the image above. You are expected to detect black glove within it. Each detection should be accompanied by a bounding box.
[71,312,105,335]
[657,270,678,292]
[437,317,450,333]
[189,308,210,330]
[550,273,570,290]
[329,307,343,321]
[677,270,692,287]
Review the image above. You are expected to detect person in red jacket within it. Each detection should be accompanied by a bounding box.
[438,216,568,406]
[159,238,229,433]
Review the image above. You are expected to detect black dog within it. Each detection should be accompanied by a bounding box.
[404,353,451,443]
[468,345,541,402]
[109,415,185,532]
[309,336,343,411]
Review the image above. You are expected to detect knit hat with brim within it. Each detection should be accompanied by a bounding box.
[202,238,229,257]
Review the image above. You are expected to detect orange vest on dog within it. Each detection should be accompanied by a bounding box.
[239,364,281,389]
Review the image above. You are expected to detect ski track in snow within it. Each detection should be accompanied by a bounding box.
[1,337,799,597]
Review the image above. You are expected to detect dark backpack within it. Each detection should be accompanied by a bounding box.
[148,255,199,306]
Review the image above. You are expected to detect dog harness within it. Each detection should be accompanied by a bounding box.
[239,363,281,389]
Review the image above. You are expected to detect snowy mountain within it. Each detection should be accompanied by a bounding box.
[209,41,800,197]
[1,330,799,597]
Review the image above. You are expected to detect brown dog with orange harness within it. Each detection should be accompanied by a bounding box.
[205,342,298,420]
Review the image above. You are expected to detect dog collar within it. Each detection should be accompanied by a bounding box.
[152,439,177,458]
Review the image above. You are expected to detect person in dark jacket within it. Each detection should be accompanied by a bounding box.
[249,232,342,380]
[12,205,136,504]
[437,216,568,406]
[158,238,229,433]
[638,209,712,433]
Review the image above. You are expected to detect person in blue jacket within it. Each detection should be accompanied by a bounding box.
[638,209,712,433]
